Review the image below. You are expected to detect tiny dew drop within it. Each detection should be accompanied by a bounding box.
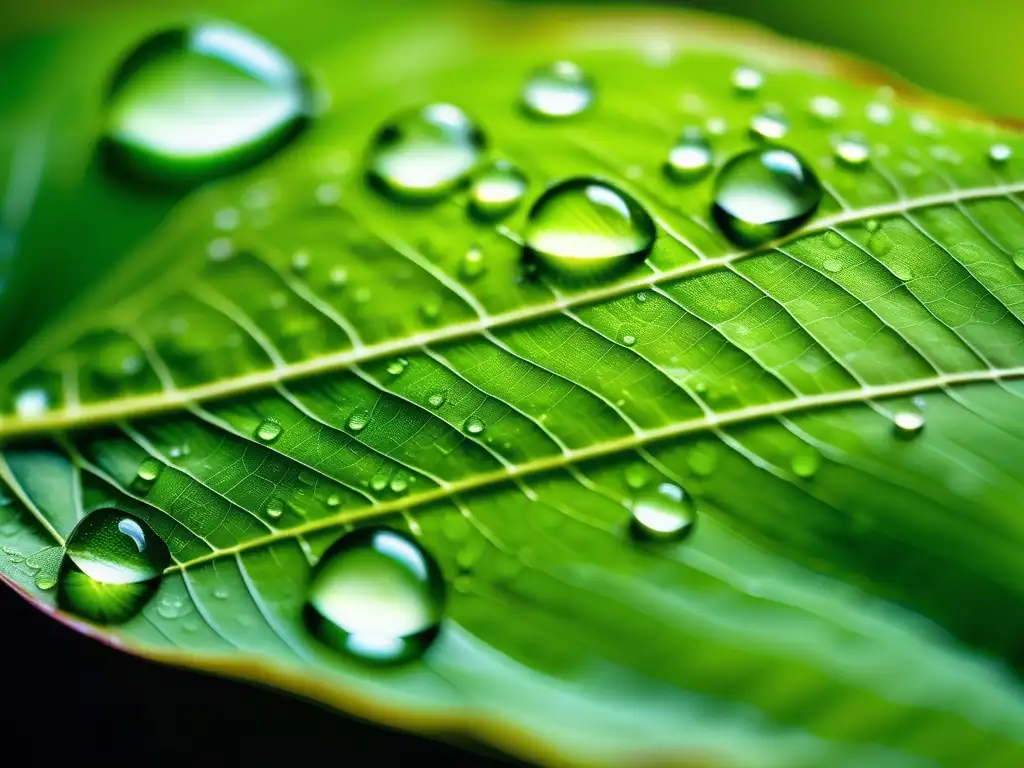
[664,127,712,183]
[58,508,170,624]
[370,473,389,492]
[464,416,486,435]
[459,247,486,281]
[791,449,822,479]
[711,148,822,247]
[427,391,447,409]
[988,143,1012,166]
[255,418,283,443]
[469,160,528,220]
[102,22,312,186]
[389,476,409,494]
[624,463,649,490]
[622,334,636,346]
[366,103,485,203]
[304,527,446,664]
[386,358,408,376]
[629,483,695,543]
[265,497,285,519]
[347,408,371,433]
[893,411,925,439]
[866,101,893,126]
[520,61,594,119]
[731,66,764,96]
[809,96,842,123]
[833,134,870,168]
[523,177,655,281]
[749,108,788,142]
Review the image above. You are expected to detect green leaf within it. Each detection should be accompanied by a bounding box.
[3,3,1024,765]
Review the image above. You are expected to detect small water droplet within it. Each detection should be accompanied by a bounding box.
[622,334,636,346]
[214,587,230,599]
[824,230,844,250]
[910,114,938,135]
[328,267,349,288]
[664,127,712,183]
[459,246,486,281]
[207,237,234,262]
[893,411,925,439]
[389,477,409,494]
[629,483,695,543]
[347,408,370,433]
[419,295,442,324]
[255,418,283,443]
[749,108,788,142]
[705,117,728,136]
[809,96,843,123]
[58,508,170,624]
[866,102,893,126]
[635,291,648,303]
[464,416,486,435]
[868,230,894,257]
[624,463,648,490]
[370,473,389,492]
[14,388,49,418]
[326,493,342,508]
[214,207,240,231]
[133,458,163,494]
[304,527,446,664]
[522,177,655,281]
[386,358,408,376]
[427,391,447,409]
[469,160,528,220]
[989,143,1012,166]
[291,250,311,274]
[367,103,485,202]
[791,449,821,478]
[865,219,880,233]
[833,134,870,168]
[102,23,312,185]
[711,148,822,247]
[520,61,594,119]
[687,442,719,476]
[157,594,187,620]
[731,66,763,96]
[265,497,285,519]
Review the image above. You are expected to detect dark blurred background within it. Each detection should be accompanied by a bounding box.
[1,0,1021,764]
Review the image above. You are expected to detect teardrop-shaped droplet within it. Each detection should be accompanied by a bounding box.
[988,143,1012,166]
[469,160,528,220]
[464,416,486,435]
[731,66,764,96]
[520,61,594,119]
[664,127,712,183]
[834,134,870,168]
[303,527,447,664]
[255,418,283,443]
[366,103,486,202]
[711,148,822,247]
[58,508,170,624]
[893,411,925,439]
[629,483,695,543]
[749,108,788,142]
[523,177,656,280]
[102,23,312,185]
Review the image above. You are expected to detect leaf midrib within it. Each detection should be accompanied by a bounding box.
[2,181,1021,441]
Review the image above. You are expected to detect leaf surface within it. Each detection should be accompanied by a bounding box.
[2,3,1024,766]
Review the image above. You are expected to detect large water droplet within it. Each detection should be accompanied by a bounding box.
[893,411,925,439]
[629,483,695,543]
[255,418,283,443]
[520,61,594,119]
[304,527,446,664]
[464,416,486,435]
[664,127,712,183]
[366,103,485,202]
[348,408,370,433]
[102,23,311,185]
[711,148,822,247]
[58,508,170,624]
[523,178,655,280]
[469,160,528,220]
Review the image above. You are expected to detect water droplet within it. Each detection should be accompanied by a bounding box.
[427,391,447,409]
[809,96,842,123]
[866,102,893,126]
[347,408,370,433]
[14,388,49,418]
[386,358,408,376]
[687,442,719,476]
[132,458,163,494]
[520,61,594,119]
[791,449,821,478]
[664,127,712,183]
[214,587,230,599]
[636,291,648,303]
[326,493,342,508]
[304,527,446,664]
[419,295,442,324]
[989,143,1012,166]
[868,230,894,257]
[265,497,285,519]
[206,237,234,262]
[102,23,311,185]
[629,483,695,543]
[833,134,870,168]
[822,258,843,273]
[469,160,528,220]
[749,108,788,142]
[622,334,636,346]
[57,508,170,624]
[255,418,283,443]
[214,207,240,231]
[731,66,763,96]
[389,477,409,494]
[705,117,728,136]
[464,416,486,435]
[711,148,822,247]
[291,250,310,274]
[824,230,844,249]
[157,594,187,619]
[893,411,925,439]
[624,463,648,490]
[459,247,486,281]
[370,473,389,492]
[366,103,485,202]
[522,177,655,281]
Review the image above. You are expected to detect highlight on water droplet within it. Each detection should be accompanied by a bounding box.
[14,388,50,419]
[664,127,712,183]
[731,66,763,96]
[102,22,312,186]
[366,103,486,203]
[833,134,870,168]
[988,143,1012,166]
[749,107,788,142]
[464,416,486,435]
[57,508,170,624]
[629,483,695,543]
[809,95,842,123]
[303,527,447,664]
[469,160,528,220]
[711,147,822,247]
[520,61,594,119]
[893,410,925,439]
[522,177,656,281]
[255,418,283,443]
